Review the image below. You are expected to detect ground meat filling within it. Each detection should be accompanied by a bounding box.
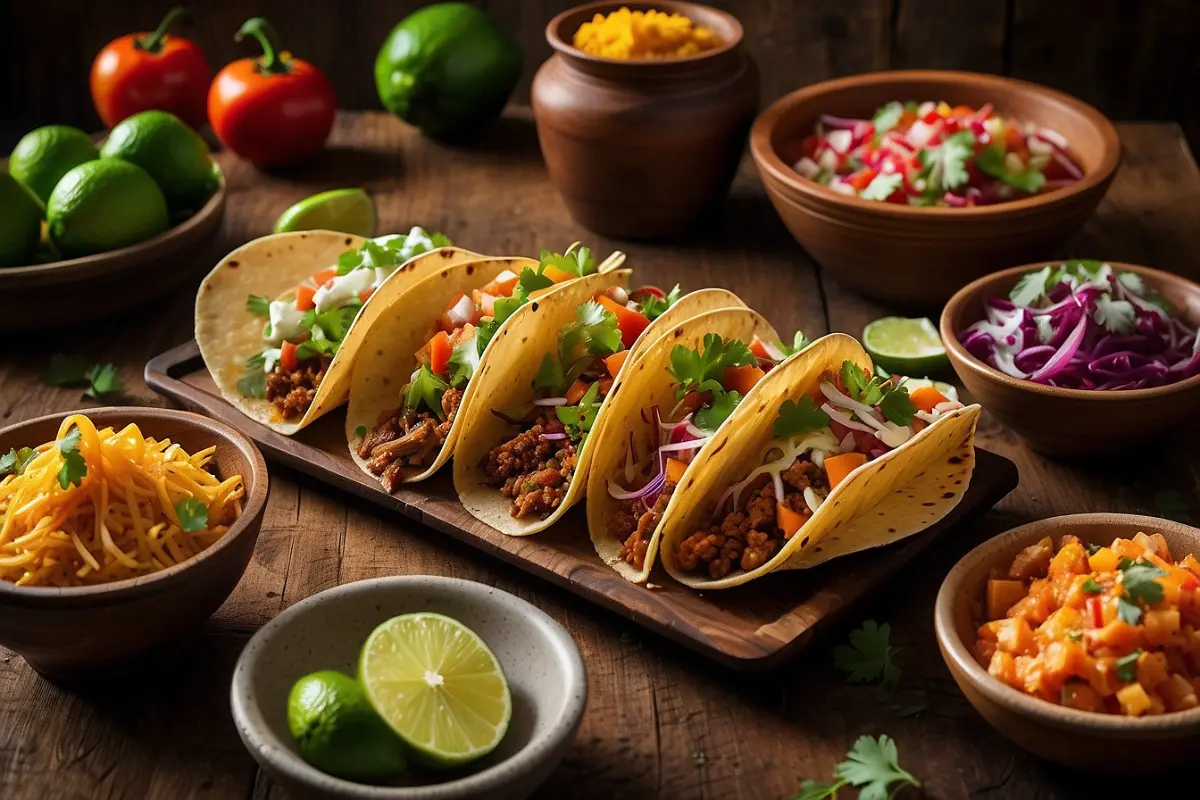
[481,413,579,519]
[608,481,677,571]
[358,388,464,493]
[266,357,331,420]
[676,456,828,580]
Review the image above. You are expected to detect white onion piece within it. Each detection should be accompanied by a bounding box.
[830,180,857,196]
[933,401,962,413]
[606,286,629,305]
[876,425,912,449]
[772,471,785,505]
[823,403,876,434]
[817,148,839,172]
[811,449,826,469]
[826,129,853,154]
[820,383,888,431]
[533,397,568,407]
[1027,135,1054,156]
[623,433,638,485]
[917,101,936,117]
[840,432,857,451]
[794,156,821,179]
[659,440,706,454]
[915,410,939,424]
[446,293,476,326]
[684,423,707,440]
[803,487,825,515]
[1036,127,1069,149]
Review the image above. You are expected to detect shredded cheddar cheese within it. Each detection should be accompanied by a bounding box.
[573,7,720,60]
[0,414,244,587]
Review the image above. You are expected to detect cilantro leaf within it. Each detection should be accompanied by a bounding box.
[670,334,757,398]
[833,621,902,693]
[447,333,481,387]
[1154,489,1193,523]
[1116,271,1145,295]
[1115,649,1142,683]
[693,389,742,432]
[793,779,843,800]
[354,425,367,439]
[533,353,565,392]
[556,381,603,440]
[174,497,209,532]
[878,387,917,426]
[1050,260,1108,290]
[476,267,554,354]
[779,330,814,357]
[0,447,37,477]
[840,361,884,405]
[638,284,683,321]
[833,735,920,800]
[246,295,271,317]
[1009,266,1053,307]
[560,301,623,363]
[540,246,596,277]
[1093,295,1136,334]
[860,172,903,201]
[311,303,362,342]
[295,327,340,361]
[404,365,448,420]
[1120,558,1167,607]
[1117,596,1143,625]
[774,396,831,438]
[83,363,126,399]
[871,101,904,135]
[923,131,975,191]
[238,352,268,399]
[56,426,87,489]
[44,354,90,387]
[976,145,1046,193]
[1082,578,1104,594]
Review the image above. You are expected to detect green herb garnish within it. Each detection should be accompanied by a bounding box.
[976,145,1046,193]
[556,382,603,440]
[174,497,209,532]
[246,295,271,317]
[404,365,449,419]
[0,447,37,477]
[637,284,682,321]
[833,620,901,693]
[774,396,831,438]
[1115,649,1142,683]
[794,734,920,800]
[56,427,87,489]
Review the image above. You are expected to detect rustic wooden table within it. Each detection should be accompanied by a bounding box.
[2,110,1198,800]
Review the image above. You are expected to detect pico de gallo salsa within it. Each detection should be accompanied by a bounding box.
[239,227,451,420]
[674,364,964,580]
[977,532,1200,716]
[783,101,1083,207]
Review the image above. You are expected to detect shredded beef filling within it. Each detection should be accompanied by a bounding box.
[266,357,331,420]
[608,481,677,571]
[358,388,464,493]
[676,457,828,580]
[481,413,578,519]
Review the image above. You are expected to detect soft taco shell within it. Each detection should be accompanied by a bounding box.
[344,255,539,484]
[657,332,982,589]
[586,305,779,583]
[195,230,483,435]
[452,277,746,536]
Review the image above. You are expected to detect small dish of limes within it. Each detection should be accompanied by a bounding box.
[231,576,586,799]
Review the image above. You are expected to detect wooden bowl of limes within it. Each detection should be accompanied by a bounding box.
[1,115,227,332]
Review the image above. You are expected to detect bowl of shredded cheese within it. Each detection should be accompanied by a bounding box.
[0,407,268,679]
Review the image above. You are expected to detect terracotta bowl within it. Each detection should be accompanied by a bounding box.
[940,261,1200,457]
[749,70,1120,307]
[935,513,1200,772]
[0,406,267,680]
[231,576,587,800]
[532,0,759,238]
[0,165,226,332]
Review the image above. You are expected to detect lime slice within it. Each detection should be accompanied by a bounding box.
[275,188,376,236]
[359,612,511,768]
[862,317,948,375]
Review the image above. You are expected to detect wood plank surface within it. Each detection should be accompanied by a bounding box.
[0,111,1198,799]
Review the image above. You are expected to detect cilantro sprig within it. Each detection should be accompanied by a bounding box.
[556,382,603,439]
[476,267,554,354]
[794,735,920,800]
[335,230,453,276]
[774,396,830,438]
[238,352,268,399]
[405,365,450,420]
[833,620,902,694]
[174,497,209,532]
[778,330,814,358]
[637,284,682,321]
[0,447,37,478]
[539,246,596,278]
[56,426,87,489]
[838,361,916,426]
[1116,558,1167,625]
[920,130,975,193]
[246,295,271,317]
[976,145,1046,193]
[533,301,622,394]
[1115,649,1143,683]
[44,355,127,400]
[669,334,758,433]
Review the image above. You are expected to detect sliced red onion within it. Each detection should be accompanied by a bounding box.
[684,423,708,441]
[868,448,888,459]
[1050,148,1084,181]
[1029,311,1089,382]
[533,397,568,407]
[540,432,568,441]
[839,432,856,451]
[658,440,706,455]
[607,470,665,501]
[942,192,969,208]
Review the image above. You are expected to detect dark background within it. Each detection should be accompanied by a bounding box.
[3,0,1199,149]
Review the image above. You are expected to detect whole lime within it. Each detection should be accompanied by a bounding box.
[47,160,169,258]
[287,670,408,783]
[100,110,217,214]
[375,2,522,140]
[0,172,44,268]
[8,125,99,204]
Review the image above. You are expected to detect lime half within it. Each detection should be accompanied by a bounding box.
[863,316,948,375]
[275,188,376,236]
[359,612,511,769]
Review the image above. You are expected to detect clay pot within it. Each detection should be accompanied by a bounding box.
[532,1,759,239]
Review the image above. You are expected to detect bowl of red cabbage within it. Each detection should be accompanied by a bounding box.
[941,260,1200,457]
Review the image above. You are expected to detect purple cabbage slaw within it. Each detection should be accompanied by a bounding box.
[958,261,1200,390]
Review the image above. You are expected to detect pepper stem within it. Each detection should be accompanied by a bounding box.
[135,6,188,54]
[235,17,290,75]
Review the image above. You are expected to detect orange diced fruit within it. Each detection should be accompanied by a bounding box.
[987,579,1027,621]
[988,650,1019,688]
[1090,619,1141,651]
[1060,682,1102,712]
[1088,546,1120,574]
[1144,609,1181,646]
[1137,650,1170,691]
[995,617,1037,656]
[1049,542,1089,579]
[1116,682,1152,716]
[1159,674,1199,712]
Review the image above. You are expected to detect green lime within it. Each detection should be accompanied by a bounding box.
[47,160,169,258]
[99,110,216,214]
[359,612,511,768]
[375,2,523,140]
[274,188,376,236]
[862,317,949,375]
[0,172,44,268]
[8,125,99,204]
[287,670,408,783]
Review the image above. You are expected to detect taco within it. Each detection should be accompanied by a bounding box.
[452,271,749,536]
[196,227,478,435]
[655,333,982,589]
[586,322,816,582]
[346,245,616,490]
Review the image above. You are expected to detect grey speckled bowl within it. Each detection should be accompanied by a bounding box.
[230,576,587,799]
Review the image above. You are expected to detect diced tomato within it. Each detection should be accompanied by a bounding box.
[280,341,298,372]
[311,268,337,288]
[749,336,773,361]
[847,168,878,192]
[922,110,942,124]
[628,286,665,303]
[359,287,375,303]
[295,283,317,311]
[542,265,575,283]
[777,502,809,538]
[428,331,452,376]
[482,272,520,297]
[596,294,651,349]
[565,377,591,405]
[910,386,948,413]
[722,364,765,395]
[604,350,629,378]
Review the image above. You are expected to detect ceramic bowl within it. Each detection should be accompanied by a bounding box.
[935,513,1200,772]
[0,406,267,679]
[0,165,226,332]
[750,70,1120,307]
[230,576,587,800]
[940,261,1200,457]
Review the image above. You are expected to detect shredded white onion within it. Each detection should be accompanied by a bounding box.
[803,487,825,514]
[533,397,568,407]
[820,383,887,432]
[822,402,875,434]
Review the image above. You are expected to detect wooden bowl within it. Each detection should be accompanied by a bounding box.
[749,70,1120,307]
[940,261,1200,457]
[0,406,267,680]
[0,166,226,332]
[935,513,1200,772]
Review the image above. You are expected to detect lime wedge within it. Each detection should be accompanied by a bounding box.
[274,188,376,236]
[359,612,511,768]
[862,317,948,375]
